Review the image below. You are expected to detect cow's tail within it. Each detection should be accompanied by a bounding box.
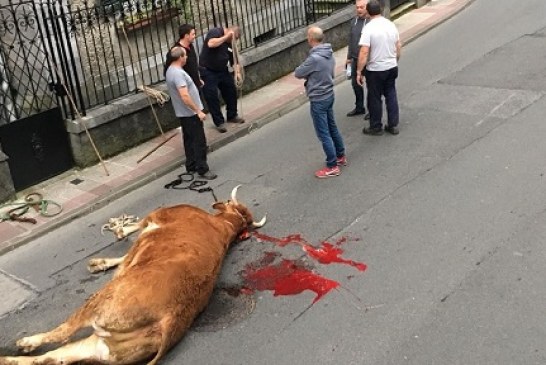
[146,315,179,365]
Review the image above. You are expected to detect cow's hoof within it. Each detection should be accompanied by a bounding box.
[16,335,42,353]
[88,258,108,273]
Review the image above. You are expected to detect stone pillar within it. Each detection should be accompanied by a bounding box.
[0,149,15,202]
[381,0,391,19]
[415,0,429,7]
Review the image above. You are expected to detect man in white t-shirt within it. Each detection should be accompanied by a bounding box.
[356,0,401,135]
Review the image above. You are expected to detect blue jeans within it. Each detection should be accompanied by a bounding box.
[310,95,345,168]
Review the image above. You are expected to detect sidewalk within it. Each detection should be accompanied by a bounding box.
[0,0,472,255]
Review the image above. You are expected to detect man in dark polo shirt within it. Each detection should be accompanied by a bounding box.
[164,24,201,87]
[199,26,244,133]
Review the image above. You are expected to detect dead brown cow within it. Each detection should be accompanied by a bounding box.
[0,185,265,365]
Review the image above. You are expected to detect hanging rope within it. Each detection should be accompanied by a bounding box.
[137,85,170,107]
[119,22,170,136]
[231,36,245,117]
[50,61,110,177]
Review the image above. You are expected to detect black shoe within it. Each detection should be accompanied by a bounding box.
[347,109,365,117]
[198,171,218,180]
[363,112,370,120]
[227,116,245,124]
[385,126,399,135]
[216,124,227,133]
[362,127,384,136]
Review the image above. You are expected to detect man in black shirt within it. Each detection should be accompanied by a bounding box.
[164,24,202,87]
[346,0,369,119]
[199,26,244,133]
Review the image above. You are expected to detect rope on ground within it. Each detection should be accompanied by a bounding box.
[0,193,62,224]
[164,172,218,202]
[101,214,140,235]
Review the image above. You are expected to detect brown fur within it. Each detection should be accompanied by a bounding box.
[0,198,259,365]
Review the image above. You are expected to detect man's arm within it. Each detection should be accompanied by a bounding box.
[356,45,369,86]
[178,86,206,120]
[207,30,233,48]
[294,56,314,79]
[346,19,353,64]
[395,39,401,62]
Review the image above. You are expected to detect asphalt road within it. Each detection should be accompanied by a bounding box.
[2,0,546,363]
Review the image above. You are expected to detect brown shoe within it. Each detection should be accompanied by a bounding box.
[227,116,245,124]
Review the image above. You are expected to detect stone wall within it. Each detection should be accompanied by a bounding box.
[0,150,15,202]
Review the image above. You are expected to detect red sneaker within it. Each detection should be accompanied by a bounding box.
[315,166,341,178]
[336,155,347,166]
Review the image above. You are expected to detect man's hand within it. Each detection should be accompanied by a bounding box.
[197,111,206,121]
[235,69,243,85]
[356,70,364,86]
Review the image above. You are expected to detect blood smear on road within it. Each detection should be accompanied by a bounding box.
[240,232,367,303]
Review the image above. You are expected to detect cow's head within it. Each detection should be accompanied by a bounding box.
[213,185,266,231]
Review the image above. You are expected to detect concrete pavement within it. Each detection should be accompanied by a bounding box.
[0,0,472,256]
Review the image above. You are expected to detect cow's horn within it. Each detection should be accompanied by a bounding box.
[252,215,267,228]
[231,184,241,204]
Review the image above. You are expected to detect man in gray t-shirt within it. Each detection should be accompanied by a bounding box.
[166,47,217,180]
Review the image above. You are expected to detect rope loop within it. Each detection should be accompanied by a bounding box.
[164,172,218,202]
[232,37,245,90]
[137,85,170,107]
[0,193,63,223]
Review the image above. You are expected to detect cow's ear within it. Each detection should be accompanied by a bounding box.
[212,202,227,211]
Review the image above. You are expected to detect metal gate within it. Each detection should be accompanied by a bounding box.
[0,0,75,190]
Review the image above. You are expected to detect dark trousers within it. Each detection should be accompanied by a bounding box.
[365,66,399,130]
[200,67,238,127]
[179,115,209,175]
[350,58,366,112]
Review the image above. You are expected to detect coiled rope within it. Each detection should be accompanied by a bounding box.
[137,85,170,107]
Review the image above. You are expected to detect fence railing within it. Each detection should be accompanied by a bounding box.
[51,0,352,115]
[1,0,352,121]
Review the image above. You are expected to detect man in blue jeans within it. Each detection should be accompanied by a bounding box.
[295,26,346,178]
[357,0,401,136]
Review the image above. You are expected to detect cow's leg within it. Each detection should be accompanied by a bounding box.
[16,319,82,354]
[88,255,126,273]
[1,334,109,365]
[16,292,98,353]
[115,223,141,239]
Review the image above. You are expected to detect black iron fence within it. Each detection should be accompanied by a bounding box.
[0,0,352,122]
